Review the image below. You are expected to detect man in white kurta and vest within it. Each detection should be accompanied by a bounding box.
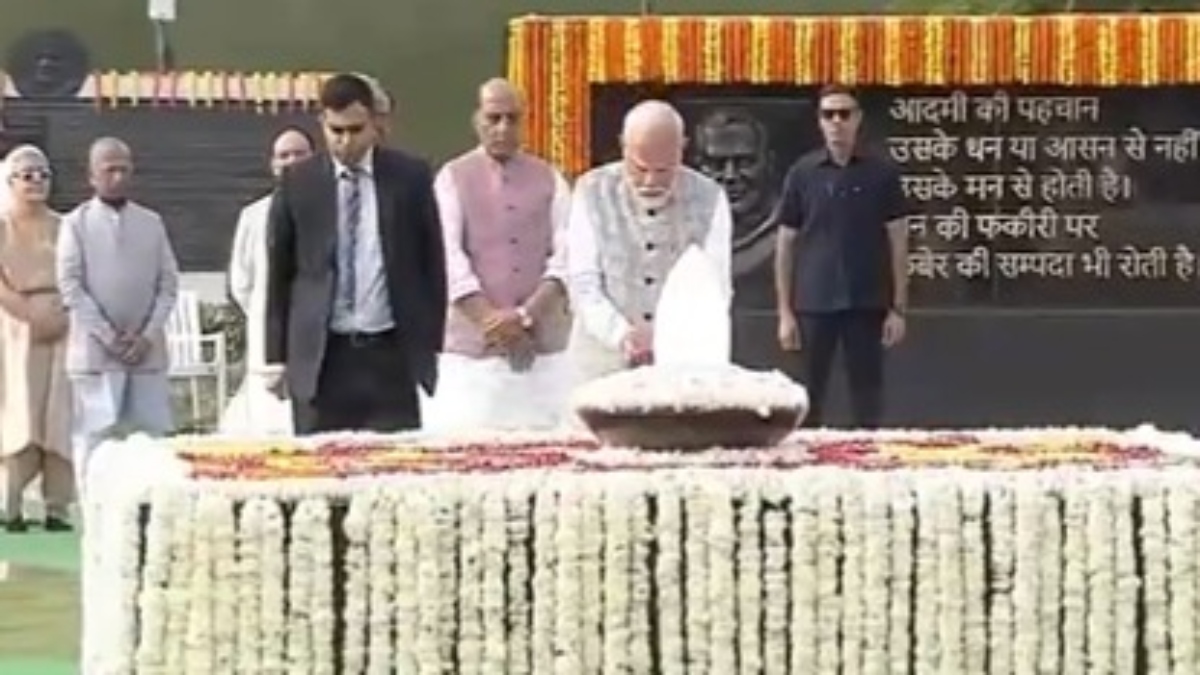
[567,100,734,382]
[57,137,179,492]
[425,78,572,430]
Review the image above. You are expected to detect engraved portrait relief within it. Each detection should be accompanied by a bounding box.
[680,99,813,277]
[6,29,91,99]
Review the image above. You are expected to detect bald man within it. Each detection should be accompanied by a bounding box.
[566,100,734,383]
[426,78,572,430]
[221,126,315,434]
[57,137,179,490]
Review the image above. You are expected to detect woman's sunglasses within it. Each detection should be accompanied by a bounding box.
[11,168,52,183]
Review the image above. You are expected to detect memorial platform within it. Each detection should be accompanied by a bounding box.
[81,426,1200,673]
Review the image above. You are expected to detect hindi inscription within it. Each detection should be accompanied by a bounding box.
[877,86,1200,307]
[589,84,1200,309]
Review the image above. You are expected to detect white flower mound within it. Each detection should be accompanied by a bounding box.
[80,426,1200,674]
[570,363,810,416]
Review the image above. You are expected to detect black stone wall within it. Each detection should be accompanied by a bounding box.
[3,100,314,271]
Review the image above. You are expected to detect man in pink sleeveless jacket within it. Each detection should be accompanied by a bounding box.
[426,78,572,430]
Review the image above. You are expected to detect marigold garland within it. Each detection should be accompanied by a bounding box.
[1,70,329,111]
[507,13,1200,175]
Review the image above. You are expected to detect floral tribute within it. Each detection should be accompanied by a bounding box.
[507,14,1200,175]
[174,430,1174,480]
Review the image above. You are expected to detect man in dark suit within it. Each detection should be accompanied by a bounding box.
[264,73,447,433]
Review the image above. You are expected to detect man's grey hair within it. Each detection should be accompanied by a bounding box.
[622,100,685,140]
[88,136,132,167]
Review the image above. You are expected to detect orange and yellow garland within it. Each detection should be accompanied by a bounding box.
[508,13,1200,176]
[0,70,330,111]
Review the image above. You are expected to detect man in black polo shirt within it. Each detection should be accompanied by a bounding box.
[773,84,910,428]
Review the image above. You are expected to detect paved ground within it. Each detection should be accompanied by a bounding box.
[0,530,79,675]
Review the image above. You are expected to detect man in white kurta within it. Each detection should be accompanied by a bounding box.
[220,127,315,434]
[425,78,572,431]
[567,100,734,383]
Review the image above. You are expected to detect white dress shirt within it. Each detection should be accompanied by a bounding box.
[433,163,572,304]
[330,148,393,334]
[566,188,734,349]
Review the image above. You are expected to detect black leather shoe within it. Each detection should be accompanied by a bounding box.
[5,518,28,533]
[44,517,73,532]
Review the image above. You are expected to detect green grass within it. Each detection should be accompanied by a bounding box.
[0,531,80,674]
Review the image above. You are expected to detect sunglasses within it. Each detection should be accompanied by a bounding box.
[11,168,51,183]
[820,107,856,121]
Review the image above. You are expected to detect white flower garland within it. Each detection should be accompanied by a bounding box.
[233,499,265,673]
[457,488,485,674]
[504,482,534,673]
[1085,479,1116,675]
[628,485,654,672]
[654,480,686,675]
[1141,481,1170,674]
[934,479,966,673]
[788,470,819,673]
[737,478,764,675]
[815,474,843,675]
[481,489,509,673]
[840,475,866,675]
[887,475,915,675]
[959,477,987,674]
[81,428,1200,675]
[1167,477,1198,672]
[257,499,287,671]
[530,483,558,674]
[913,483,940,673]
[553,482,584,674]
[684,484,712,671]
[578,485,604,671]
[1011,481,1042,673]
[707,477,738,674]
[985,483,1014,675]
[341,492,372,673]
[366,491,396,675]
[1037,479,1064,675]
[1111,481,1138,675]
[392,487,420,672]
[603,478,635,673]
[760,479,789,675]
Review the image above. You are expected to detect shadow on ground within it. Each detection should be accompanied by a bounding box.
[0,563,78,660]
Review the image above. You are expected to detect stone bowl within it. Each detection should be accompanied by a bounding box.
[576,405,805,451]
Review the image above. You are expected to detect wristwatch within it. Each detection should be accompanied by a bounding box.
[516,306,534,329]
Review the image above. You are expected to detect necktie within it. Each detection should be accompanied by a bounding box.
[340,167,362,315]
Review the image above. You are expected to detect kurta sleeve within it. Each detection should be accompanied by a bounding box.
[434,167,483,303]
[227,203,257,313]
[542,171,571,283]
[566,186,630,350]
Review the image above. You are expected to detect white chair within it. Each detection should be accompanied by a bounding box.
[166,290,228,428]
